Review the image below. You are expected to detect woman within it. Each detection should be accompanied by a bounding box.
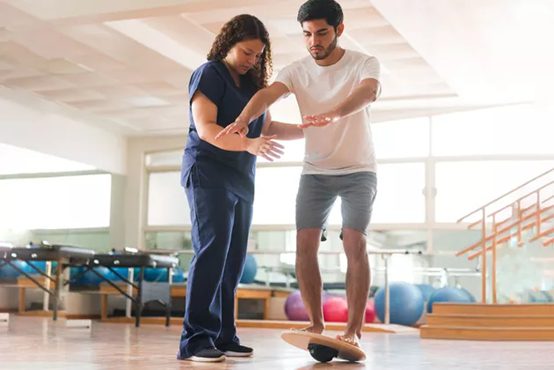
[177,14,302,362]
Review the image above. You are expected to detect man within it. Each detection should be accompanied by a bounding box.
[217,0,380,346]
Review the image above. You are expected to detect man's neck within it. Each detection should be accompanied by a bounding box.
[315,47,345,67]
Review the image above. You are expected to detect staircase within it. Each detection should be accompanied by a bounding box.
[456,168,554,303]
[421,303,554,340]
[421,169,554,341]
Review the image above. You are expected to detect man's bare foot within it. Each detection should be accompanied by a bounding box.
[336,334,360,347]
[294,324,324,334]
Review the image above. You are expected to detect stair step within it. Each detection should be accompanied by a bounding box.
[433,303,554,315]
[427,314,554,327]
[420,325,554,341]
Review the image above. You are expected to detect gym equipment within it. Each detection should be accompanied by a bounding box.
[427,287,473,313]
[415,284,436,301]
[322,296,348,322]
[0,242,94,320]
[284,290,309,321]
[364,300,376,323]
[240,254,257,284]
[375,282,424,326]
[89,251,179,326]
[281,330,365,363]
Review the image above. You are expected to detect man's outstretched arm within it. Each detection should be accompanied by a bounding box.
[215,81,290,139]
[300,78,380,128]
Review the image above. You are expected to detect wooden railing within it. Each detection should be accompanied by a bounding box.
[456,168,554,303]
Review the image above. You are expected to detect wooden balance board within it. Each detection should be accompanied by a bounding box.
[281,330,366,362]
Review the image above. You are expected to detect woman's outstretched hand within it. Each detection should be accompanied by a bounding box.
[245,135,284,161]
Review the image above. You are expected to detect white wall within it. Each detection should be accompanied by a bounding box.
[124,135,185,248]
[0,88,127,174]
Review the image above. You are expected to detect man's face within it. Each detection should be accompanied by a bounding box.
[301,19,341,60]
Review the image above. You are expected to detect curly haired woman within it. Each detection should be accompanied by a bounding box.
[177,14,303,362]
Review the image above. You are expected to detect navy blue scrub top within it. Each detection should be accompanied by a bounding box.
[181,61,265,203]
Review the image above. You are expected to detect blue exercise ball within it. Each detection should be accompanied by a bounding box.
[171,267,185,283]
[415,284,436,301]
[109,267,131,281]
[528,290,552,303]
[459,287,476,302]
[71,266,111,287]
[374,282,424,326]
[144,267,169,282]
[428,287,473,313]
[240,254,257,284]
[0,261,28,279]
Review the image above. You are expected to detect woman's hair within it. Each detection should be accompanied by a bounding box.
[207,14,272,89]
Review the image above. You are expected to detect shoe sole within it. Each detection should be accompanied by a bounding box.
[186,355,226,362]
[222,351,253,357]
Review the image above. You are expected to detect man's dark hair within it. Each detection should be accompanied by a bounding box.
[297,0,343,28]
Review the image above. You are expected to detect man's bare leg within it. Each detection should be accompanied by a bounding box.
[295,228,324,333]
[339,228,370,344]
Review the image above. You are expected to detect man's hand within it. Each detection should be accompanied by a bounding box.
[245,135,284,162]
[215,118,249,139]
[298,110,340,128]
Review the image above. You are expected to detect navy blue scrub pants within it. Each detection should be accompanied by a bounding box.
[178,184,253,359]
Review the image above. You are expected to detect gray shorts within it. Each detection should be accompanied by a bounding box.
[296,172,377,234]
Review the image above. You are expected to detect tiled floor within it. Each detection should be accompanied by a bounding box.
[0,316,552,369]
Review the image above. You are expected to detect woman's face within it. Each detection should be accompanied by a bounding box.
[224,38,265,75]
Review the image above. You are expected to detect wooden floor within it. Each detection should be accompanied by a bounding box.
[1,316,553,369]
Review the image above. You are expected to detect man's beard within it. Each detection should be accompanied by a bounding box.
[310,35,338,60]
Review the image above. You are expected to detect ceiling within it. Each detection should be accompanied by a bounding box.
[0,0,552,137]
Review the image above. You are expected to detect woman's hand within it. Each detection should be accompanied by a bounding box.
[245,135,284,161]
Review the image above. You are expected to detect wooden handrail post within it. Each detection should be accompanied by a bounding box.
[516,199,522,244]
[481,208,487,304]
[492,214,497,304]
[536,192,541,235]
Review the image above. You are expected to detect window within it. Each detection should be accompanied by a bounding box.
[373,117,430,159]
[435,160,554,222]
[327,162,426,224]
[432,105,554,156]
[147,172,189,226]
[0,174,111,229]
[253,167,302,224]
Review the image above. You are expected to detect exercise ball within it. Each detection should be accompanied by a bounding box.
[71,266,111,287]
[240,254,257,284]
[364,300,376,323]
[0,260,28,279]
[323,296,348,322]
[415,284,436,301]
[428,287,473,313]
[107,267,132,281]
[374,282,424,326]
[459,287,476,302]
[144,267,168,282]
[285,290,309,321]
[528,290,552,303]
[171,267,186,283]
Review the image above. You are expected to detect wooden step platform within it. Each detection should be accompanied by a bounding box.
[427,314,554,327]
[422,303,554,341]
[421,325,554,341]
[432,303,554,316]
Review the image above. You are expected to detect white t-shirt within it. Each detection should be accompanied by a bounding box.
[275,49,380,175]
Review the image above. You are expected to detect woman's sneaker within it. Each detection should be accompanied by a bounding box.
[216,343,253,357]
[187,347,225,362]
